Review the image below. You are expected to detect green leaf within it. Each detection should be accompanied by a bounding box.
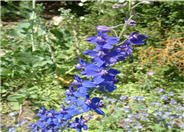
[7,94,26,103]
[1,40,9,46]
[29,94,38,99]
[50,28,64,40]
[1,68,11,76]
[50,27,72,49]
[33,60,53,68]
[10,102,20,110]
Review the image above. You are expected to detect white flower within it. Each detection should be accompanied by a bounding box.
[78,2,83,6]
[52,16,64,25]
[81,0,87,2]
[80,16,85,20]
[119,0,125,3]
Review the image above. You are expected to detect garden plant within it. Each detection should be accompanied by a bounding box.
[1,0,184,132]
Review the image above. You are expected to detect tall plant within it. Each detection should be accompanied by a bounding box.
[29,1,148,131]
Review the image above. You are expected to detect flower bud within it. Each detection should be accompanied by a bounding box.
[75,64,82,70]
[96,26,110,32]
[96,36,106,43]
[72,80,82,86]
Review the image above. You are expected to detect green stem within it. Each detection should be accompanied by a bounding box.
[130,1,144,16]
[129,0,132,16]
[73,29,81,56]
[132,1,144,9]
[119,1,143,39]
[45,29,60,78]
[119,39,128,45]
[31,0,36,51]
[118,15,133,38]
[63,66,76,76]
[112,29,118,38]
[118,24,127,39]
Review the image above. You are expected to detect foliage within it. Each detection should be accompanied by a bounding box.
[1,0,184,132]
[1,3,76,112]
[136,1,184,38]
[87,89,184,132]
[139,37,184,75]
[28,11,149,131]
[1,1,32,21]
[62,1,184,44]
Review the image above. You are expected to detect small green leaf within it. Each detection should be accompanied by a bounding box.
[30,94,38,99]
[10,102,20,110]
[7,94,26,103]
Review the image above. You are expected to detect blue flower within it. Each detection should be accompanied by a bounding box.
[34,107,46,118]
[124,32,148,45]
[65,85,75,96]
[8,112,18,117]
[124,118,133,122]
[30,24,148,132]
[140,113,149,116]
[120,95,127,100]
[87,96,105,115]
[170,100,177,105]
[179,124,184,129]
[106,41,133,62]
[69,116,88,132]
[132,96,144,101]
[134,125,142,129]
[124,18,136,26]
[8,126,15,132]
[0,125,6,129]
[181,93,184,99]
[133,115,140,119]
[169,121,175,125]
[156,88,164,93]
[168,92,174,96]
[110,99,117,103]
[160,95,168,100]
[142,117,149,121]
[75,58,89,70]
[162,115,169,119]
[164,112,171,115]
[86,30,119,50]
[66,104,82,116]
[96,26,111,32]
[124,124,130,128]
[30,106,74,131]
[29,124,39,132]
[82,80,96,88]
[83,50,98,58]
[132,96,137,100]
[137,96,144,101]
[16,120,28,127]
[154,111,162,116]
[72,75,82,86]
[112,2,128,8]
[74,87,89,97]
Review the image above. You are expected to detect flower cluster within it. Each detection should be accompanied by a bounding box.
[29,106,91,132]
[29,24,147,132]
[100,89,184,131]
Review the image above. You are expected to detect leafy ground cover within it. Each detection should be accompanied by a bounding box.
[1,1,184,132]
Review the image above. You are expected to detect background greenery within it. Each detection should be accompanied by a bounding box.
[1,1,184,131]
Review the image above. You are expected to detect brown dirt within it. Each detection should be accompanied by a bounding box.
[0,101,37,132]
